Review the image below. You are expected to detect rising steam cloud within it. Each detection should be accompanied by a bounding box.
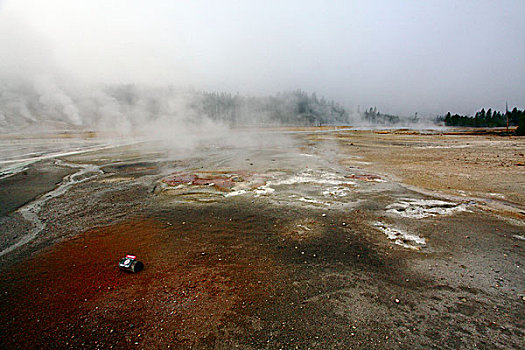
[0,13,230,143]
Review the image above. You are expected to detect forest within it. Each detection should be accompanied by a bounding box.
[441,107,525,135]
[190,90,350,126]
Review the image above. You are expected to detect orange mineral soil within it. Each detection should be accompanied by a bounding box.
[0,217,280,349]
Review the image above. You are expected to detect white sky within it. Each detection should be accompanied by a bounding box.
[1,0,524,115]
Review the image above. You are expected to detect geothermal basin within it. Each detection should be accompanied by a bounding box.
[0,128,524,349]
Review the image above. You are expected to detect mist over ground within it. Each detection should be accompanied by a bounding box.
[0,77,441,136]
[1,1,524,135]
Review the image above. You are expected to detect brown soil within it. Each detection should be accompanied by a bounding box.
[331,130,525,211]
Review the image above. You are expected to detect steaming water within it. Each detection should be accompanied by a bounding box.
[248,169,357,208]
[152,130,476,219]
[0,128,477,255]
[147,129,479,253]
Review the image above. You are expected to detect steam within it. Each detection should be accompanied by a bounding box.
[0,75,228,140]
[0,3,462,143]
[0,75,445,139]
[1,0,524,120]
[33,76,82,126]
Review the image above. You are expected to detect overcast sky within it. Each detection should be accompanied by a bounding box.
[1,0,524,116]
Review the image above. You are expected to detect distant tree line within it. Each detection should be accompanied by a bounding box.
[362,107,401,125]
[192,90,350,126]
[441,107,525,135]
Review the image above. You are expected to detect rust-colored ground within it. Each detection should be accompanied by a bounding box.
[0,216,281,349]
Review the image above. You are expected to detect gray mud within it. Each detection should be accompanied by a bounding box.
[0,160,75,217]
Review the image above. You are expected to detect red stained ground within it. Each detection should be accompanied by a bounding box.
[161,172,257,191]
[345,174,383,182]
[0,218,279,349]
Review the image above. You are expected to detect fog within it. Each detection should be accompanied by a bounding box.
[1,0,524,132]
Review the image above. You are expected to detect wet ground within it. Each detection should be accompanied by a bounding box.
[0,128,523,349]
